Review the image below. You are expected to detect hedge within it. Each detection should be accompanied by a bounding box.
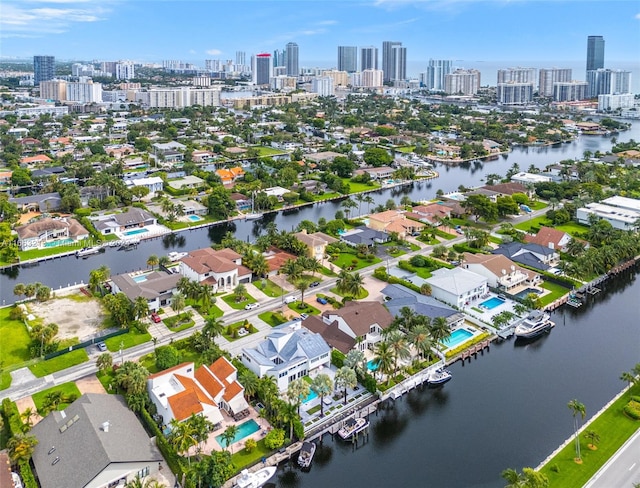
[331,350,345,368]
[19,460,38,488]
[2,399,38,487]
[623,400,640,420]
[139,407,185,479]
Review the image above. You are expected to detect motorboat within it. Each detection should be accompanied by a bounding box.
[76,246,101,257]
[167,251,187,261]
[514,310,555,340]
[337,417,369,440]
[297,441,316,468]
[427,368,452,387]
[234,467,276,488]
[244,212,262,221]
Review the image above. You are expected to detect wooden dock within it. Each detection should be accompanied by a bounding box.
[458,340,491,362]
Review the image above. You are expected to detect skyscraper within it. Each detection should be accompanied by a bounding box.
[252,53,272,85]
[236,51,246,66]
[272,49,285,68]
[391,45,407,82]
[422,59,452,91]
[34,55,55,86]
[338,46,358,73]
[538,68,572,97]
[382,41,402,82]
[360,46,378,71]
[586,35,605,72]
[285,42,299,77]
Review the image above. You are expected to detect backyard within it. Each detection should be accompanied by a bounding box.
[32,382,81,415]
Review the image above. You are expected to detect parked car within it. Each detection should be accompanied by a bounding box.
[300,313,309,320]
[150,312,161,323]
[316,296,328,305]
[284,296,296,304]
[96,342,107,352]
[245,302,259,310]
[309,281,320,288]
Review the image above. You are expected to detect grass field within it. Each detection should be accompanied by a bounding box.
[104,329,151,351]
[252,145,288,156]
[0,307,32,368]
[539,384,640,487]
[258,311,287,327]
[331,252,380,271]
[230,438,272,472]
[329,286,369,300]
[341,178,381,193]
[539,281,572,306]
[0,372,12,391]
[32,382,81,414]
[222,293,257,310]
[254,279,284,299]
[28,349,89,378]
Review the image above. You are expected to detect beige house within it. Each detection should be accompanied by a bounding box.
[368,209,426,238]
[462,252,540,291]
[15,217,89,250]
[293,229,338,261]
[319,301,393,352]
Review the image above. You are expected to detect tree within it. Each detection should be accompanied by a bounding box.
[311,373,333,417]
[386,330,410,376]
[168,418,197,463]
[334,366,357,405]
[345,349,367,376]
[279,400,299,441]
[568,399,586,462]
[501,467,548,488]
[621,371,637,396]
[295,280,310,306]
[429,316,450,344]
[341,198,358,220]
[20,407,36,432]
[286,378,311,415]
[584,430,600,450]
[233,283,247,302]
[147,254,159,270]
[133,296,150,321]
[155,345,180,371]
[363,147,392,167]
[96,352,113,374]
[407,324,435,361]
[374,341,395,386]
[203,316,224,342]
[115,361,149,397]
[7,433,38,464]
[171,293,185,314]
[221,424,238,452]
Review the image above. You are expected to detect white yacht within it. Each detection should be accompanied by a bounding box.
[337,417,369,440]
[427,368,452,387]
[234,466,276,488]
[515,310,555,340]
[297,441,316,468]
[167,251,187,261]
[76,246,101,257]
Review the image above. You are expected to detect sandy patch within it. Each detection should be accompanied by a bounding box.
[15,396,44,426]
[28,295,106,341]
[76,374,107,395]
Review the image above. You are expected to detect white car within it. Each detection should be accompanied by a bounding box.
[12,473,23,488]
[245,303,259,310]
[284,296,296,304]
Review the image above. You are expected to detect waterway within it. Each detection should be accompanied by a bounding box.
[272,270,640,488]
[1,121,637,305]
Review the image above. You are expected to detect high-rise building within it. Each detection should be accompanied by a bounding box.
[589,69,632,96]
[115,61,135,80]
[285,42,299,77]
[253,53,272,85]
[312,77,334,97]
[390,45,407,82]
[497,67,537,85]
[34,55,55,86]
[360,46,378,71]
[40,80,67,102]
[421,59,452,91]
[66,80,103,103]
[236,51,246,66]
[382,41,402,82]
[598,94,634,111]
[361,69,384,88]
[586,35,605,72]
[321,70,349,88]
[497,82,534,105]
[338,46,358,73]
[553,81,588,102]
[538,68,572,97]
[272,49,285,68]
[444,69,481,95]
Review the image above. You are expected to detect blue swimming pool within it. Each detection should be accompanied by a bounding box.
[367,359,379,372]
[441,328,474,349]
[215,419,260,448]
[514,288,541,300]
[480,296,505,310]
[132,275,148,283]
[44,238,74,248]
[187,215,202,222]
[302,389,318,404]
[124,228,148,236]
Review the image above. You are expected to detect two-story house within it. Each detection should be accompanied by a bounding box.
[293,229,338,261]
[425,267,488,308]
[110,270,181,312]
[368,209,426,238]
[179,248,252,292]
[462,252,540,292]
[492,242,559,271]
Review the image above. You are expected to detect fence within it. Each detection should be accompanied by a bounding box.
[43,328,129,360]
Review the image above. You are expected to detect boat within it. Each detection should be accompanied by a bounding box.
[118,239,140,250]
[514,310,555,340]
[234,467,276,488]
[297,441,316,468]
[244,192,262,220]
[427,368,452,387]
[167,251,187,261]
[337,417,369,440]
[76,246,101,258]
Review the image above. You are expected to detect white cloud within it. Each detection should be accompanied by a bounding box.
[635,12,640,19]
[206,49,222,56]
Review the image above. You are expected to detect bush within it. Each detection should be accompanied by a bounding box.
[360,373,377,394]
[550,464,560,473]
[264,428,285,450]
[331,349,346,368]
[623,400,640,420]
[140,408,184,479]
[244,438,257,453]
[19,460,37,488]
[2,398,23,436]
[373,267,388,280]
[409,255,426,267]
[155,345,180,371]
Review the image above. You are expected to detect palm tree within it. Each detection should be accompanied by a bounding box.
[203,316,224,342]
[199,284,215,313]
[501,468,524,488]
[568,399,586,462]
[7,433,38,464]
[115,361,149,396]
[281,259,303,283]
[279,401,299,441]
[186,414,214,457]
[334,366,357,405]
[407,324,435,362]
[96,352,113,374]
[168,419,197,463]
[20,407,36,432]
[158,255,171,270]
[147,254,159,270]
[355,194,364,216]
[584,430,600,450]
[501,467,548,488]
[621,371,637,396]
[295,280,310,306]
[386,330,411,376]
[429,316,450,344]
[171,292,185,315]
[239,369,260,400]
[345,349,367,376]
[374,341,395,386]
[133,296,150,321]
[233,283,247,302]
[341,198,357,220]
[221,424,238,452]
[286,378,311,415]
[311,373,333,417]
[364,195,375,214]
[258,376,279,417]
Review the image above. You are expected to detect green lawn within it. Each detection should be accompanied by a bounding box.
[258,311,287,327]
[252,145,288,156]
[222,320,257,342]
[514,216,550,232]
[288,301,320,315]
[539,384,640,487]
[554,222,590,236]
[331,252,381,271]
[413,268,434,279]
[221,293,257,310]
[18,242,86,261]
[434,229,457,240]
[0,307,33,368]
[539,281,572,306]
[529,201,547,211]
[253,279,284,299]
[104,329,151,351]
[230,439,272,472]
[0,372,11,391]
[329,287,369,300]
[32,382,81,414]
[342,178,381,193]
[396,146,416,153]
[163,313,195,331]
[96,369,119,393]
[28,349,89,377]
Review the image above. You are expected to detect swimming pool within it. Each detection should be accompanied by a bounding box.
[187,215,203,222]
[367,359,379,372]
[514,288,541,300]
[124,228,148,236]
[441,328,474,349]
[132,275,148,283]
[480,296,505,310]
[44,238,74,248]
[302,389,318,404]
[215,419,260,448]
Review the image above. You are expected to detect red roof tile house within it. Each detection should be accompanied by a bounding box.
[408,203,452,225]
[147,358,250,429]
[368,209,426,238]
[179,248,252,292]
[523,226,571,252]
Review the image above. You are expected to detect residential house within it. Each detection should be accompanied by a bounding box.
[523,226,571,252]
[292,180,328,194]
[380,284,465,327]
[340,226,390,248]
[153,141,186,154]
[361,166,395,180]
[230,193,251,211]
[492,242,559,271]
[15,217,89,250]
[31,393,162,488]
[407,203,452,226]
[147,358,250,429]
[31,166,66,181]
[10,192,61,212]
[482,182,531,197]
[462,252,540,292]
[368,209,426,238]
[263,246,298,276]
[93,208,157,236]
[215,167,245,186]
[125,176,164,194]
[424,267,488,308]
[303,151,343,164]
[20,154,52,168]
[293,229,338,261]
[110,270,181,311]
[576,196,640,231]
[0,170,12,188]
[181,200,207,216]
[167,175,205,191]
[241,322,331,391]
[302,316,356,354]
[464,188,500,202]
[179,247,252,292]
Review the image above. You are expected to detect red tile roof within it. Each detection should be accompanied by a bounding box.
[167,389,203,421]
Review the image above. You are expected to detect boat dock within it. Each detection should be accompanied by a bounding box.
[458,339,491,361]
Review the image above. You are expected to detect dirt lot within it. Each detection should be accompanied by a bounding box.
[28,296,106,341]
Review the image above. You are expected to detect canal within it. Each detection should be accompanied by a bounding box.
[272,270,640,488]
[1,122,637,305]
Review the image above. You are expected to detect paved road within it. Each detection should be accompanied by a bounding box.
[583,428,640,488]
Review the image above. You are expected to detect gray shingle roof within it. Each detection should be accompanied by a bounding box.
[381,284,462,322]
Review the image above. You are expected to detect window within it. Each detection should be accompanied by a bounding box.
[135,466,149,479]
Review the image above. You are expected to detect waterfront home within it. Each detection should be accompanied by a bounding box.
[340,227,390,248]
[462,252,540,292]
[166,175,205,191]
[510,172,552,185]
[482,181,531,197]
[263,246,298,276]
[20,154,52,168]
[10,192,61,212]
[367,209,426,238]
[15,217,89,250]
[110,270,181,312]
[147,358,250,429]
[302,315,356,354]
[125,176,164,195]
[492,242,558,271]
[303,151,343,164]
[424,267,488,308]
[576,196,640,231]
[408,203,452,226]
[31,394,162,488]
[361,166,395,180]
[380,284,465,327]
[523,226,571,252]
[293,229,338,261]
[179,247,252,292]
[241,322,331,391]
[93,208,157,237]
[215,166,245,185]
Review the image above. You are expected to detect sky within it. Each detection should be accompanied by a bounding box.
[2,0,639,85]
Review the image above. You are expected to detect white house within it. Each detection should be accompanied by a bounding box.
[425,267,488,308]
[179,248,252,292]
[241,322,331,391]
[319,301,393,352]
[110,270,181,312]
[15,217,89,250]
[462,252,540,291]
[125,176,164,194]
[576,196,640,231]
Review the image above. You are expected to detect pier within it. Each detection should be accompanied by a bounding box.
[458,340,491,362]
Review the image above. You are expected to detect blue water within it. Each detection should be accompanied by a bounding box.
[514,288,541,300]
[480,296,505,310]
[132,275,148,283]
[215,419,260,447]
[302,389,318,404]
[124,228,148,236]
[367,359,379,372]
[43,238,74,248]
[187,215,202,222]
[441,328,474,349]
